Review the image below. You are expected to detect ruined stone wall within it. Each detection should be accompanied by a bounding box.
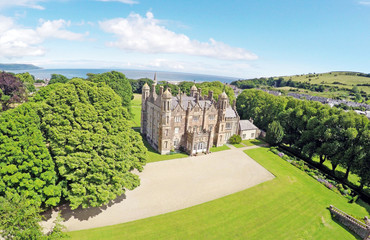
[329,205,370,240]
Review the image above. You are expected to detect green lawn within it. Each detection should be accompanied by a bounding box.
[69,147,369,239]
[210,145,230,152]
[131,94,142,128]
[231,143,245,148]
[241,138,266,147]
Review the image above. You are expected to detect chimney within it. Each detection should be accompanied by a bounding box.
[208,90,214,101]
[159,86,164,96]
[198,88,202,99]
[249,117,253,124]
[233,100,236,109]
[196,93,199,103]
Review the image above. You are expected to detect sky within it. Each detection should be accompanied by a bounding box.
[0,0,369,78]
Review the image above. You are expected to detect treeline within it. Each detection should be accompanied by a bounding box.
[232,77,335,93]
[237,89,370,189]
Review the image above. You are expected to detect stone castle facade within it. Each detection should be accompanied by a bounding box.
[140,76,240,155]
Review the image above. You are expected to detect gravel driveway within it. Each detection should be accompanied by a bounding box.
[42,146,274,232]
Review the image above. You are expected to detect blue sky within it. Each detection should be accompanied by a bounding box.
[0,0,369,78]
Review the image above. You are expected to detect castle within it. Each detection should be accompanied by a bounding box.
[141,75,258,155]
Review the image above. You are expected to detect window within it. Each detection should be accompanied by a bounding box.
[209,115,215,120]
[226,123,232,129]
[174,139,179,146]
[164,141,168,148]
[175,116,181,122]
[209,125,213,131]
[166,116,169,124]
[163,102,166,111]
[251,133,255,138]
[193,116,199,122]
[243,134,246,139]
[165,129,169,136]
[221,125,224,131]
[175,127,179,134]
[220,135,223,141]
[193,126,197,132]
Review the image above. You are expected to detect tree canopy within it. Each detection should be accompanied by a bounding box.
[15,72,36,93]
[237,89,370,188]
[48,74,70,85]
[87,71,133,109]
[34,79,147,209]
[0,72,27,111]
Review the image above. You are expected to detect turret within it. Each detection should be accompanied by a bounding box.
[142,83,150,102]
[190,84,198,97]
[162,88,172,112]
[219,91,228,110]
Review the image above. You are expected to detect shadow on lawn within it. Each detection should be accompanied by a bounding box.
[329,216,363,240]
[43,194,127,222]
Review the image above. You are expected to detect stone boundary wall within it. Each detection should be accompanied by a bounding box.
[329,205,370,240]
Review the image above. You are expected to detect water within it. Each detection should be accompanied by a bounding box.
[10,68,239,83]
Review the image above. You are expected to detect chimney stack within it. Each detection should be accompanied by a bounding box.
[159,86,164,96]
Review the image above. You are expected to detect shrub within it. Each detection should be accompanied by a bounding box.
[229,134,242,144]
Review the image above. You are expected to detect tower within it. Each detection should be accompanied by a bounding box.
[159,88,172,154]
[215,91,229,146]
[141,83,150,135]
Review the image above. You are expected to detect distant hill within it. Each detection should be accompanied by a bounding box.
[281,71,370,94]
[0,63,42,70]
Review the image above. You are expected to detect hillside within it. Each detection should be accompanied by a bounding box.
[0,63,41,70]
[282,71,370,94]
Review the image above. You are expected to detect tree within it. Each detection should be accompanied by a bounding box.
[130,78,154,94]
[266,121,284,146]
[16,72,36,93]
[228,134,242,144]
[48,74,70,85]
[0,72,27,111]
[87,71,133,109]
[0,103,61,207]
[34,79,147,209]
[0,193,68,240]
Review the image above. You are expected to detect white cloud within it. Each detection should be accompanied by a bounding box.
[99,12,258,61]
[0,16,88,58]
[98,0,139,5]
[359,1,370,5]
[0,0,46,10]
[37,19,88,40]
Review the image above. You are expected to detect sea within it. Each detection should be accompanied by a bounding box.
[11,69,240,83]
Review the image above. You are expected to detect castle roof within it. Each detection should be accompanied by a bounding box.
[162,88,172,98]
[171,95,212,110]
[142,83,150,90]
[220,91,228,99]
[225,107,237,118]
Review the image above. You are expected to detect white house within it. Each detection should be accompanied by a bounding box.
[239,119,258,140]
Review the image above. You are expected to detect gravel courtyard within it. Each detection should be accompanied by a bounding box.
[43,146,275,231]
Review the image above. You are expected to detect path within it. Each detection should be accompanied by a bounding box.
[42,146,274,232]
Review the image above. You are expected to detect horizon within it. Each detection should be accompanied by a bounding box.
[0,1,369,78]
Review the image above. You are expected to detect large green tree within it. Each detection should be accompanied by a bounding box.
[48,74,70,85]
[34,79,147,209]
[87,71,133,109]
[266,121,284,146]
[0,103,61,207]
[15,72,36,93]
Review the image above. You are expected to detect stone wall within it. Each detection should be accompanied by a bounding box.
[329,205,370,240]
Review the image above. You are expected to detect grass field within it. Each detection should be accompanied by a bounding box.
[69,147,369,240]
[280,72,370,95]
[241,139,266,146]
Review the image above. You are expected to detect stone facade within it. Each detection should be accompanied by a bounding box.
[141,76,240,155]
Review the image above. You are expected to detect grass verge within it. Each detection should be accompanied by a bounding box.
[69,147,369,239]
[210,145,230,152]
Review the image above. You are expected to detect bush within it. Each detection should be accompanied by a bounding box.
[229,134,242,144]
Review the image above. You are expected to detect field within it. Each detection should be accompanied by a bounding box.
[282,72,370,93]
[69,147,369,240]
